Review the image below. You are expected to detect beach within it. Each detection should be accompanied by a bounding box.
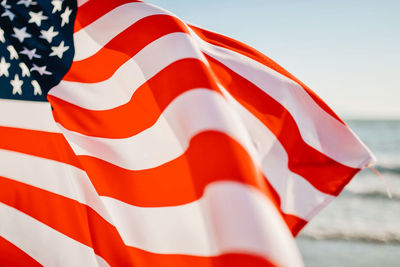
[296,119,400,266]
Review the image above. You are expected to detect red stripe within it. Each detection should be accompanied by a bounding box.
[0,177,277,267]
[65,14,189,83]
[0,236,42,267]
[74,0,141,33]
[0,176,133,266]
[206,55,359,195]
[49,59,219,138]
[75,131,273,207]
[189,25,344,124]
[74,131,306,234]
[0,126,81,169]
[283,214,307,237]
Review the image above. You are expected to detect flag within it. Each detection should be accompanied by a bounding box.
[0,0,375,266]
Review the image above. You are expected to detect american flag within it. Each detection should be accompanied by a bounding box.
[0,0,375,266]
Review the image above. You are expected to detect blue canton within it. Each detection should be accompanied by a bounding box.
[0,0,77,102]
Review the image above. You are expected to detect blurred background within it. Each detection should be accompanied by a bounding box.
[297,119,400,266]
[150,1,400,266]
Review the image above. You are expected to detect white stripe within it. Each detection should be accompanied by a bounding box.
[0,149,113,223]
[73,2,168,61]
[190,30,374,168]
[102,182,303,267]
[50,32,206,110]
[58,89,257,170]
[218,85,334,219]
[0,99,60,133]
[0,203,109,267]
[77,0,89,7]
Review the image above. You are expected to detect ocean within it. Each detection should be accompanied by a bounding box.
[296,119,400,266]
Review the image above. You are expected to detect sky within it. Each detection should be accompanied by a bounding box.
[149,0,400,119]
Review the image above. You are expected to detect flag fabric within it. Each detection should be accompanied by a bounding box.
[0,0,375,266]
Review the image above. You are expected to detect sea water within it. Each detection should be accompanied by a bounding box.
[296,120,400,266]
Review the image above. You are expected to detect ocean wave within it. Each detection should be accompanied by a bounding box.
[375,166,400,175]
[299,231,400,244]
[343,189,400,200]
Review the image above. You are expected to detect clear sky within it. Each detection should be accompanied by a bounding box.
[149,0,400,119]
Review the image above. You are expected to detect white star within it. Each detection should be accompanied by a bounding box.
[20,47,41,60]
[17,0,37,7]
[32,80,42,96]
[51,0,63,14]
[0,27,5,43]
[39,26,58,43]
[50,41,69,59]
[28,11,48,27]
[7,45,19,60]
[1,9,15,21]
[1,0,10,9]
[12,27,32,43]
[11,74,23,95]
[60,6,72,27]
[0,57,10,77]
[31,64,52,76]
[19,62,31,77]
